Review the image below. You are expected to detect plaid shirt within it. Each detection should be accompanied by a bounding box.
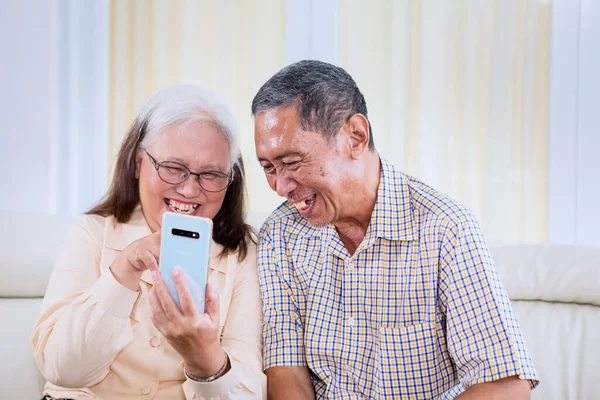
[258,158,539,399]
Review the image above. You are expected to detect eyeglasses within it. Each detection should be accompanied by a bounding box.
[144,149,232,192]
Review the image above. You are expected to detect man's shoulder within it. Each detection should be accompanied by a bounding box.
[259,201,320,242]
[381,158,472,225]
[403,174,477,230]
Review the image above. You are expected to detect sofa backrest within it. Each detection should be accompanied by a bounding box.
[1,211,598,399]
[0,211,75,398]
[491,243,600,400]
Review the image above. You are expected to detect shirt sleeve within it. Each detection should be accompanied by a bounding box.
[439,211,539,389]
[183,244,267,399]
[257,224,307,369]
[30,217,139,388]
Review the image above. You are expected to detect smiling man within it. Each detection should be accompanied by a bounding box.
[252,60,538,400]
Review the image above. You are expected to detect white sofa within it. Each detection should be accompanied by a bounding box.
[1,211,599,399]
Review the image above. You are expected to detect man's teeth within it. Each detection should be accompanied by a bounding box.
[169,200,199,215]
[293,200,309,210]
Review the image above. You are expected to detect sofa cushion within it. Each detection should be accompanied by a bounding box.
[490,243,600,306]
[491,243,600,399]
[0,298,46,397]
[513,300,600,400]
[0,212,74,297]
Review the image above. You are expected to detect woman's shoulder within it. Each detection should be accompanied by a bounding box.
[74,213,109,229]
[69,213,113,242]
[246,239,257,262]
[231,239,257,278]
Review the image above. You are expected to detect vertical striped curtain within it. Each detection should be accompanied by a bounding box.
[338,0,551,242]
[109,0,551,242]
[109,0,287,216]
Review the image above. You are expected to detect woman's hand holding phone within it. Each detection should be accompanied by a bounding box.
[149,268,227,379]
[110,231,161,291]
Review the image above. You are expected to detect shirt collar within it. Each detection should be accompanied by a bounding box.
[322,157,418,259]
[368,157,417,242]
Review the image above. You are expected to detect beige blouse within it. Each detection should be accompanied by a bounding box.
[31,207,266,399]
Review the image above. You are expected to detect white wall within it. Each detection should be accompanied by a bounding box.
[0,0,60,214]
[287,0,600,245]
[548,0,600,245]
[0,0,109,217]
[285,0,337,65]
[2,0,598,245]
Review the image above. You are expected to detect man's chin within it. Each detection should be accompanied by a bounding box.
[303,214,332,228]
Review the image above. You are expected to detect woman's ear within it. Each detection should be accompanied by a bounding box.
[135,150,142,179]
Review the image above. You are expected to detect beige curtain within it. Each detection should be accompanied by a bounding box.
[109,0,287,217]
[338,0,551,242]
[109,0,551,242]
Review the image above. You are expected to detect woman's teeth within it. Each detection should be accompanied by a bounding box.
[169,199,199,215]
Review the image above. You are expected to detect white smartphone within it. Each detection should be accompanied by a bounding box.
[159,212,212,312]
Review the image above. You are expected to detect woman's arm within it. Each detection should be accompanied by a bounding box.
[30,217,141,388]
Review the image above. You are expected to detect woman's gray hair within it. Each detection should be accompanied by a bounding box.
[137,84,241,170]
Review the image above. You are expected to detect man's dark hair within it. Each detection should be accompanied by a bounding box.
[251,60,375,150]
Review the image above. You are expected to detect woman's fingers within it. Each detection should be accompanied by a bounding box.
[148,286,169,329]
[151,270,181,321]
[136,248,159,271]
[129,231,161,272]
[172,268,199,316]
[203,283,220,324]
[147,230,162,261]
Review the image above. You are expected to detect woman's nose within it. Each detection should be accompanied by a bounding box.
[177,176,202,198]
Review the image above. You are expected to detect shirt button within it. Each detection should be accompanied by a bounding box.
[346,260,354,272]
[150,336,161,347]
[141,386,151,395]
[342,364,352,373]
[347,317,355,327]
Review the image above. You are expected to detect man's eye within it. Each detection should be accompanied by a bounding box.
[283,161,300,170]
[262,165,275,174]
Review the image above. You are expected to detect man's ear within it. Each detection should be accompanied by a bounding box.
[134,150,142,179]
[345,113,370,159]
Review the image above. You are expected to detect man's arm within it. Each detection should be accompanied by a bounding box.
[439,211,539,393]
[456,376,531,399]
[266,366,315,400]
[258,225,315,399]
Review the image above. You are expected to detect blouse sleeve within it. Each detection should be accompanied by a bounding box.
[31,216,139,388]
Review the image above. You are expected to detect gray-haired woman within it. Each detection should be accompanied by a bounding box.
[31,85,265,399]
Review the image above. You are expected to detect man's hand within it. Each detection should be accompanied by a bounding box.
[456,375,531,399]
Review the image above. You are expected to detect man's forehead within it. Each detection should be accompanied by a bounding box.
[255,107,299,130]
[255,108,301,145]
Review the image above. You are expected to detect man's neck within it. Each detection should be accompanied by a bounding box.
[334,153,381,255]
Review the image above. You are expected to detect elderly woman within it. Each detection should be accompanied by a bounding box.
[31,85,265,399]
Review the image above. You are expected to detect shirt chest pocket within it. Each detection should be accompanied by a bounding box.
[378,322,436,399]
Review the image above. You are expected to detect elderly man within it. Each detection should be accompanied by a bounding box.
[252,60,538,399]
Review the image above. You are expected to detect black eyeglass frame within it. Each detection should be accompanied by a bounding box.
[143,149,233,192]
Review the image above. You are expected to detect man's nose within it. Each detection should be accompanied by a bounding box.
[273,172,297,199]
